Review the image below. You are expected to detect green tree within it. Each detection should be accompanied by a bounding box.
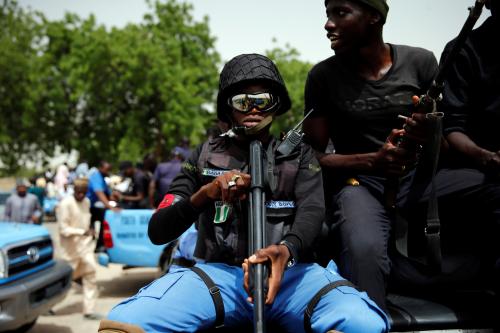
[0,1,46,173]
[1,1,310,173]
[266,43,313,136]
[113,0,220,162]
[39,0,220,165]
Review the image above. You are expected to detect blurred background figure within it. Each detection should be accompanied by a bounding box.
[86,160,117,252]
[115,161,147,209]
[57,178,102,320]
[28,176,47,223]
[3,179,42,224]
[149,148,184,207]
[57,183,74,201]
[28,176,46,210]
[137,154,157,209]
[54,162,70,192]
[174,137,192,161]
[75,160,90,179]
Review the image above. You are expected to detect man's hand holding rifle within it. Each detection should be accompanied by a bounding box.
[191,169,291,306]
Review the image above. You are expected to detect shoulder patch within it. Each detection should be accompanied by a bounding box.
[182,162,198,173]
[308,163,321,173]
[213,201,232,223]
[157,194,177,210]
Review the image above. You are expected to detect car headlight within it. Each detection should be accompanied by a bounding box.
[0,250,7,279]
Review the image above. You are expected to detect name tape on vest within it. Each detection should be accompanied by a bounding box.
[202,168,227,177]
[265,201,296,209]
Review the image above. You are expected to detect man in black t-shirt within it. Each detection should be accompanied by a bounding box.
[303,0,437,311]
[117,161,147,209]
[438,0,500,277]
[442,1,499,170]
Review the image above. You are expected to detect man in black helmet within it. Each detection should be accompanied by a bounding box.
[100,54,389,333]
[303,0,438,311]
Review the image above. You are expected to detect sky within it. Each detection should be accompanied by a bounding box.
[18,0,490,64]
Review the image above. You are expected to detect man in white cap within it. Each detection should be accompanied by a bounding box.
[57,178,101,320]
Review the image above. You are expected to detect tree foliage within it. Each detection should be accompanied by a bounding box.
[266,43,312,136]
[0,0,220,172]
[0,1,312,173]
[0,1,46,173]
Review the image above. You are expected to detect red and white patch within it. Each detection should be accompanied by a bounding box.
[157,194,176,210]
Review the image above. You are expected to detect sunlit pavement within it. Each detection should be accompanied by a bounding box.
[27,222,160,333]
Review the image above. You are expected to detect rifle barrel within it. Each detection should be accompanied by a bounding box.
[431,0,485,98]
[384,0,486,209]
[249,140,266,333]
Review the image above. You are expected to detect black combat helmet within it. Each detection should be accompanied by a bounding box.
[217,54,292,123]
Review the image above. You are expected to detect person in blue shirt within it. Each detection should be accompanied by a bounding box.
[87,160,117,251]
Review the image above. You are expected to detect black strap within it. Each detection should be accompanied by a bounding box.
[190,267,225,328]
[395,109,443,272]
[304,280,357,333]
[172,257,196,268]
[423,110,443,270]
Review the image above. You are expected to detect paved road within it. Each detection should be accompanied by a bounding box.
[28,222,160,333]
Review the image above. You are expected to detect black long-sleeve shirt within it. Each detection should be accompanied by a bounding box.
[148,137,325,264]
[441,17,500,159]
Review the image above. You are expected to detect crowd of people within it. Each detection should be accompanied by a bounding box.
[1,146,193,321]
[2,144,192,221]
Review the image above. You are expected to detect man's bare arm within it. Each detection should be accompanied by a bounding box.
[447,132,500,170]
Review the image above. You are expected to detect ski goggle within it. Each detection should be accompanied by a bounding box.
[228,92,279,113]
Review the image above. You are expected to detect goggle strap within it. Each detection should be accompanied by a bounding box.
[244,113,274,135]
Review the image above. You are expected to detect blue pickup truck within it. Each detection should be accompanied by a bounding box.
[0,191,72,332]
[0,193,72,333]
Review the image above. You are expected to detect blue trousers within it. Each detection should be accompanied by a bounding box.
[107,261,389,333]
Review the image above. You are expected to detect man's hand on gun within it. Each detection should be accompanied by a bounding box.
[203,170,290,305]
[376,95,439,177]
[399,95,435,145]
[205,170,251,202]
[191,170,252,208]
[197,169,291,305]
[242,244,290,305]
[374,129,417,177]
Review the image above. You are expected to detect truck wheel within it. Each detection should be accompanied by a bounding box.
[159,241,179,275]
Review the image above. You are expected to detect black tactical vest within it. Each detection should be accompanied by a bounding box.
[193,136,301,265]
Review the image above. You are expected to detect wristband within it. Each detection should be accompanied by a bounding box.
[279,240,297,269]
